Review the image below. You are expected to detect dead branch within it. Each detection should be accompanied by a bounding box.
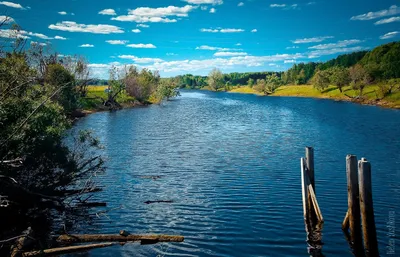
[21,243,116,257]
[57,234,184,244]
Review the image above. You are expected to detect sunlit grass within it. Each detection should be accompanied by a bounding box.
[80,85,135,110]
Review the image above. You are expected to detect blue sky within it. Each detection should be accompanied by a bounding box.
[1,0,399,78]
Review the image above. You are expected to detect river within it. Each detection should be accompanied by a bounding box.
[71,90,400,256]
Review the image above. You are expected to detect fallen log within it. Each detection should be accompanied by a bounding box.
[22,243,115,257]
[57,234,184,244]
[144,200,173,204]
[11,227,35,257]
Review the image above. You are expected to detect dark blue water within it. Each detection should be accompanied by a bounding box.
[71,90,400,256]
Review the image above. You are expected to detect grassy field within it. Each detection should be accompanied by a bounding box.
[228,85,400,109]
[80,85,136,111]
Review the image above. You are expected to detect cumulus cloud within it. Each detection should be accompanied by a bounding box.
[126,43,156,48]
[270,4,286,8]
[58,11,67,15]
[132,29,141,33]
[284,59,296,63]
[200,28,244,33]
[292,36,334,44]
[380,31,399,40]
[182,0,223,5]
[0,29,55,40]
[286,46,299,49]
[214,51,248,57]
[31,41,47,46]
[0,1,24,9]
[49,21,124,34]
[308,39,362,50]
[351,5,400,21]
[137,24,149,28]
[106,40,128,45]
[251,29,257,33]
[0,15,14,23]
[118,55,163,63]
[196,45,242,51]
[166,53,177,56]
[235,43,242,46]
[308,46,365,58]
[238,2,244,7]
[79,44,94,48]
[112,5,196,23]
[99,9,117,15]
[210,8,216,13]
[374,16,400,25]
[54,35,67,40]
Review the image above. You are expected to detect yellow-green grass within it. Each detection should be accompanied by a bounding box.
[80,85,135,111]
[228,85,400,109]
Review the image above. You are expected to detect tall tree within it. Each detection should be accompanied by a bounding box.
[207,68,224,91]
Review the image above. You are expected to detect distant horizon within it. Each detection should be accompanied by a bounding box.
[1,0,400,79]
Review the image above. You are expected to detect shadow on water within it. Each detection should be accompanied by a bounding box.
[305,218,324,257]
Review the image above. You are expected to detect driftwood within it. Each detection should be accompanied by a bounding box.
[144,200,173,204]
[10,228,35,257]
[57,234,184,244]
[22,243,116,257]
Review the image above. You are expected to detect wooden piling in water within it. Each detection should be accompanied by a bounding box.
[305,147,315,191]
[358,158,379,257]
[344,155,363,254]
[301,158,309,219]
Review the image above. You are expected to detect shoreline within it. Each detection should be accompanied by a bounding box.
[227,85,400,110]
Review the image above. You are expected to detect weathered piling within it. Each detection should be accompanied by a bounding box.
[305,147,315,190]
[344,155,363,254]
[358,158,379,256]
[301,158,309,219]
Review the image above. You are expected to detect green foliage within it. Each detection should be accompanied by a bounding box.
[328,66,351,92]
[247,78,254,88]
[349,64,372,96]
[359,42,400,80]
[44,63,78,113]
[311,70,330,92]
[207,68,224,91]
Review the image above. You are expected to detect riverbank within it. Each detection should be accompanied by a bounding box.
[228,85,400,109]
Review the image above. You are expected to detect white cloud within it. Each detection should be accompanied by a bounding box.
[79,44,94,48]
[0,29,28,39]
[308,46,365,58]
[201,6,208,11]
[196,45,241,51]
[49,21,124,34]
[132,29,141,33]
[200,28,245,33]
[374,16,400,25]
[251,29,257,33]
[286,46,299,49]
[235,43,242,46]
[308,39,362,50]
[31,41,47,46]
[270,4,286,8]
[166,53,177,56]
[106,40,128,45]
[292,36,334,44]
[284,59,296,63]
[0,15,14,23]
[126,43,156,48]
[0,1,24,9]
[238,2,244,7]
[137,24,149,28]
[182,0,223,5]
[118,55,163,63]
[351,5,400,21]
[210,8,216,13]
[58,11,67,15]
[380,31,399,40]
[54,35,67,40]
[99,9,117,15]
[112,5,196,23]
[214,51,248,57]
[307,2,316,5]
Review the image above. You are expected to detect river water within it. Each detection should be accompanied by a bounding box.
[71,90,400,256]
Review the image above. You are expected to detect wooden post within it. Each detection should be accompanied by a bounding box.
[359,159,379,257]
[301,158,309,219]
[345,155,363,253]
[305,147,315,191]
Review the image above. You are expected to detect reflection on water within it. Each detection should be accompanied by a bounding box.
[71,90,400,257]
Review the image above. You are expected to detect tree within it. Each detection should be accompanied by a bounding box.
[349,64,372,96]
[311,70,330,92]
[44,63,78,113]
[61,55,91,97]
[207,68,224,91]
[329,67,350,92]
[265,73,282,94]
[254,79,266,94]
[247,78,254,88]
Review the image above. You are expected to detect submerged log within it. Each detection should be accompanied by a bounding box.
[22,243,115,257]
[144,200,173,204]
[57,234,184,244]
